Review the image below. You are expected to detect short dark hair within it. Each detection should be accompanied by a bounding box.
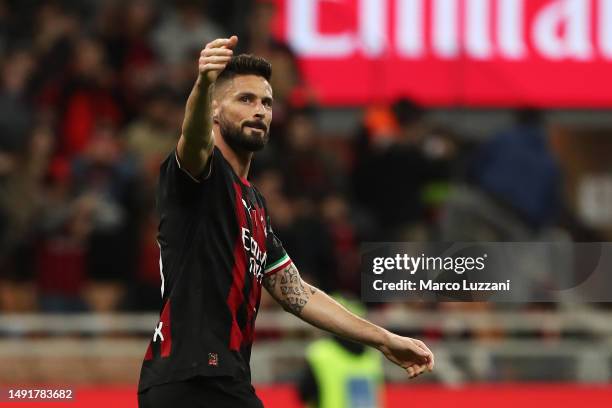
[216,54,272,84]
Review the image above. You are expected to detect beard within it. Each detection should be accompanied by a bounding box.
[218,113,269,153]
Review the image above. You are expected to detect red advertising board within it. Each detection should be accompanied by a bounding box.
[269,0,612,107]
[4,384,612,408]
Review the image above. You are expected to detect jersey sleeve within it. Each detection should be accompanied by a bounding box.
[264,215,292,276]
[158,148,214,201]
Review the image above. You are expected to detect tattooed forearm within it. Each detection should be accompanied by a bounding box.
[262,263,317,316]
[278,264,314,315]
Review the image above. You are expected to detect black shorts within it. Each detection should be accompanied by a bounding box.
[137,376,264,408]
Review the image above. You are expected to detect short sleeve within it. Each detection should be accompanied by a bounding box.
[158,148,214,201]
[264,215,292,276]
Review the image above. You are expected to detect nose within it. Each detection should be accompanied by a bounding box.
[254,101,266,119]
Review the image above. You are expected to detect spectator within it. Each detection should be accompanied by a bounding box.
[320,195,361,295]
[36,180,91,313]
[57,36,121,156]
[121,205,161,311]
[0,49,47,286]
[152,0,224,65]
[352,99,432,240]
[1,125,53,282]
[97,0,160,120]
[29,2,80,110]
[469,109,562,229]
[298,294,384,408]
[254,169,337,291]
[281,106,343,200]
[0,49,34,154]
[123,86,180,190]
[70,123,143,311]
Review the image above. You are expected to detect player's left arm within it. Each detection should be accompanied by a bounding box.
[262,263,435,379]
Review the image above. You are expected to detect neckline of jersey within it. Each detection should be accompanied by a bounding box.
[216,146,251,187]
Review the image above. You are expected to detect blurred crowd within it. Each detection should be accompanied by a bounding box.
[0,0,605,315]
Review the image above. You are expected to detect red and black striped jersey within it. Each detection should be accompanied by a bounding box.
[138,147,291,393]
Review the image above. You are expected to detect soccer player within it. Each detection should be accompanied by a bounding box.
[137,36,434,408]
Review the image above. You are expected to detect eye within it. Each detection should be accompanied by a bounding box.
[240,95,250,103]
[263,99,272,108]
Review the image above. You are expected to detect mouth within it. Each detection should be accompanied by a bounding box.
[244,122,267,133]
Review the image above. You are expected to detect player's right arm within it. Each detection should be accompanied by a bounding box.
[177,36,238,179]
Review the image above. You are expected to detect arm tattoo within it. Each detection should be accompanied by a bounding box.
[262,272,277,292]
[262,263,317,316]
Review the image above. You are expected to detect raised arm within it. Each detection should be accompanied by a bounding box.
[262,264,435,379]
[177,36,238,178]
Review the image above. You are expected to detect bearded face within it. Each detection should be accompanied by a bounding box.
[217,110,269,152]
[213,74,273,154]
